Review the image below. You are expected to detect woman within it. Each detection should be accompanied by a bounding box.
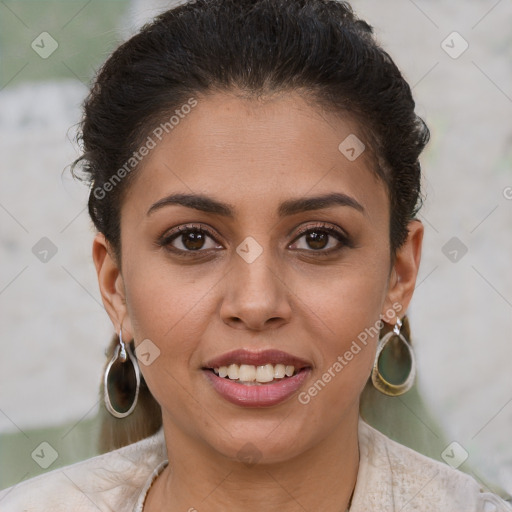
[1,0,510,510]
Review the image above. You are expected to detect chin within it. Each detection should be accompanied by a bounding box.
[205,420,313,466]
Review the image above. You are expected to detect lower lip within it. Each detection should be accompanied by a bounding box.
[203,369,311,407]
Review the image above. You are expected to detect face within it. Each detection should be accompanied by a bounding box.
[94,91,422,463]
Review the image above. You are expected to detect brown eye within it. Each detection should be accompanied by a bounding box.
[290,225,347,252]
[179,230,207,251]
[303,230,329,250]
[159,225,223,255]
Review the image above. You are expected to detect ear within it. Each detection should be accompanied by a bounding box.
[92,233,132,338]
[381,220,424,322]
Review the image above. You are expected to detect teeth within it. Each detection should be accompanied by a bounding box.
[273,364,286,379]
[239,364,256,382]
[256,364,274,383]
[212,363,298,383]
[227,364,239,380]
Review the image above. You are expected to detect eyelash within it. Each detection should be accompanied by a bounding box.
[292,223,351,254]
[157,222,351,257]
[158,224,221,258]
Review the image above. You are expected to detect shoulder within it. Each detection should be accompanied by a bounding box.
[0,428,167,512]
[356,418,512,511]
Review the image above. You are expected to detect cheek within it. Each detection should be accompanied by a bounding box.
[302,252,390,337]
[122,258,208,367]
[123,225,217,323]
[120,248,235,406]
[121,266,210,422]
[298,252,390,389]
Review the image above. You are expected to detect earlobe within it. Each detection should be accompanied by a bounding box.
[92,233,128,333]
[382,220,424,320]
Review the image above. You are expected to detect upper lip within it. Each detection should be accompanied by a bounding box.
[203,349,312,370]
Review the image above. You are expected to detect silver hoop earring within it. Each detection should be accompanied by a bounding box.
[371,317,416,397]
[103,329,140,418]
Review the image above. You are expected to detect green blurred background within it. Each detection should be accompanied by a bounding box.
[0,0,129,89]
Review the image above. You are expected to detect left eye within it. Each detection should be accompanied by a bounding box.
[290,227,346,251]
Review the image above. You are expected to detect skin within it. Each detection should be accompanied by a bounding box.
[93,91,423,511]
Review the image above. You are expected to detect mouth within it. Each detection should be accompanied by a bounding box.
[206,363,303,385]
[202,349,312,407]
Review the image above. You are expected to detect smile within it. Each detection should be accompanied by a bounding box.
[202,349,312,407]
[212,363,299,384]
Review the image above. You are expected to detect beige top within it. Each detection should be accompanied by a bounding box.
[0,417,510,511]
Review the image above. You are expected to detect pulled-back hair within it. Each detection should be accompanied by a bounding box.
[71,0,429,451]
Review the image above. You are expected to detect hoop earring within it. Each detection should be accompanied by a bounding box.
[371,317,416,397]
[103,328,141,418]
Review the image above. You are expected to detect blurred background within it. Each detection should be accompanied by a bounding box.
[0,0,511,499]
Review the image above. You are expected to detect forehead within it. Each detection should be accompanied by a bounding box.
[123,91,388,222]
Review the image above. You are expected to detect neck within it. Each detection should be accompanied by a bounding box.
[145,408,360,512]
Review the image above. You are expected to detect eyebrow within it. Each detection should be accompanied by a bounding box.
[147,192,365,218]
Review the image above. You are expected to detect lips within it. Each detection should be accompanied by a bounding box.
[202,349,312,407]
[203,349,311,370]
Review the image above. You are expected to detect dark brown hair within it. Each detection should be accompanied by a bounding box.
[71,0,429,451]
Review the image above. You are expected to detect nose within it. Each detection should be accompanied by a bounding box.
[220,245,293,332]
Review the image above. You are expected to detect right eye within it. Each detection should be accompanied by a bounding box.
[161,226,223,252]
[158,224,224,256]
